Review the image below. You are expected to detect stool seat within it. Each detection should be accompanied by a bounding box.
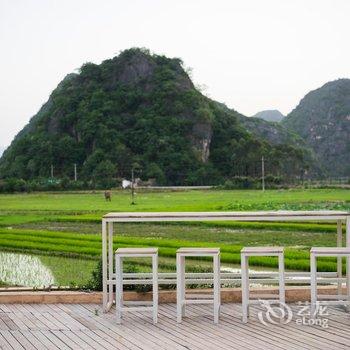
[116,248,158,255]
[177,247,220,254]
[241,247,284,254]
[310,247,350,255]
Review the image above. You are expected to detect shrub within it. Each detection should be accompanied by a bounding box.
[0,178,28,193]
[220,175,285,190]
[0,177,108,193]
[86,258,103,291]
[222,177,257,189]
[86,258,152,293]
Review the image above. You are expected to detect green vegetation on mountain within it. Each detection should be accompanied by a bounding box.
[0,48,311,186]
[283,79,350,177]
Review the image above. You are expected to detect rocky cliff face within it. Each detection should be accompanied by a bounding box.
[237,115,302,146]
[282,79,350,177]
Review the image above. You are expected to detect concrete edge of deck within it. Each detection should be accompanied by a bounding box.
[0,285,345,304]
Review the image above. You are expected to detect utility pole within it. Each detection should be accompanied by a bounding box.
[50,165,54,178]
[131,168,135,205]
[261,156,265,192]
[74,163,77,181]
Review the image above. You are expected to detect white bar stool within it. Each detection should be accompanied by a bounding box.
[310,247,350,317]
[241,247,285,323]
[176,248,220,324]
[115,248,158,324]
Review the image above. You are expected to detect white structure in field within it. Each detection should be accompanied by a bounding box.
[122,179,132,189]
[122,178,142,188]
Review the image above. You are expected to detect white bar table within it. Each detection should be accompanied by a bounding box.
[102,210,350,312]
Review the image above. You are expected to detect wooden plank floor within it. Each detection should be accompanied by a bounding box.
[0,303,349,349]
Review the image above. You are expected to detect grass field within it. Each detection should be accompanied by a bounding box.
[0,188,349,288]
[0,188,349,212]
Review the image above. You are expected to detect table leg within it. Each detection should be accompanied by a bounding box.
[337,220,343,295]
[102,219,108,312]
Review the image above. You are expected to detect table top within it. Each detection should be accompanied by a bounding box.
[103,210,349,222]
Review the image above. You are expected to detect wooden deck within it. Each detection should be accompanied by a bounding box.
[0,303,349,349]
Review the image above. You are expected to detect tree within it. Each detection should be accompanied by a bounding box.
[145,163,166,185]
[92,160,116,188]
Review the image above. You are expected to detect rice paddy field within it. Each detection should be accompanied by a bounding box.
[0,188,349,289]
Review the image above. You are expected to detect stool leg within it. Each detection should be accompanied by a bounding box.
[115,256,123,324]
[347,253,350,312]
[278,253,285,305]
[152,254,158,324]
[217,253,221,315]
[310,253,317,319]
[337,220,343,296]
[213,253,220,324]
[180,255,186,318]
[346,217,350,311]
[241,253,249,323]
[176,253,182,323]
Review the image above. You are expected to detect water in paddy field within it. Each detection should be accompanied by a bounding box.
[221,265,276,288]
[0,252,55,287]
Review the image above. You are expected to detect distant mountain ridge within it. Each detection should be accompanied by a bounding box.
[282,79,350,177]
[252,110,285,122]
[237,114,303,146]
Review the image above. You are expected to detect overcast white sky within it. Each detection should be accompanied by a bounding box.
[0,0,349,149]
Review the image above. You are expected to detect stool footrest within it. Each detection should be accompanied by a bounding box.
[119,306,155,312]
[123,301,153,306]
[318,295,350,300]
[249,299,281,305]
[315,300,350,305]
[250,293,279,299]
[183,299,214,305]
[185,294,213,299]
